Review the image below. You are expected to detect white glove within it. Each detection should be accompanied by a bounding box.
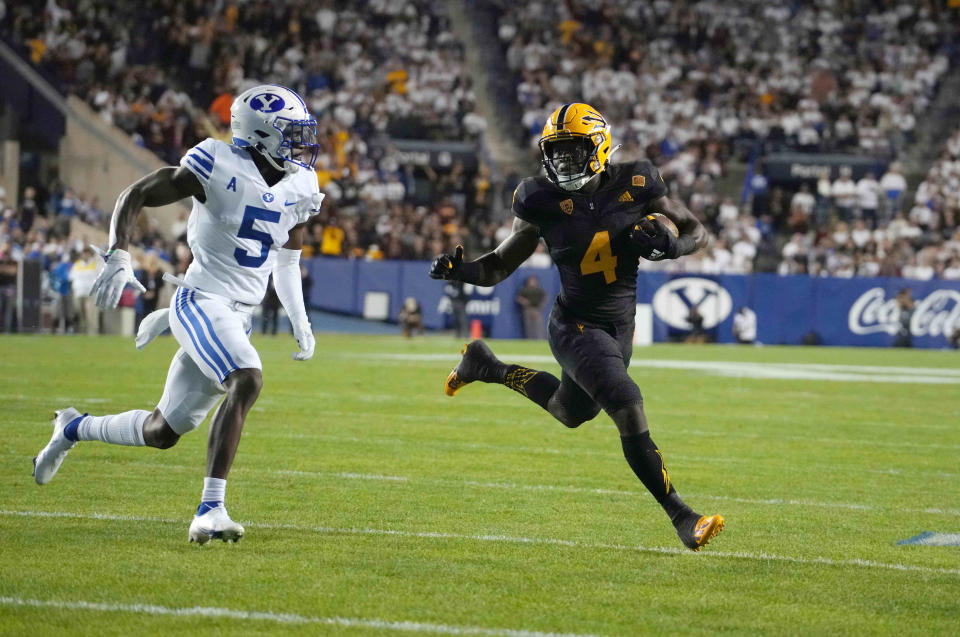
[90,247,146,309]
[291,320,315,361]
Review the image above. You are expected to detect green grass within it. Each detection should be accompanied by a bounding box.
[1,333,958,636]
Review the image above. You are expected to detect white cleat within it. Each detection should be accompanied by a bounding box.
[188,504,245,544]
[33,408,82,485]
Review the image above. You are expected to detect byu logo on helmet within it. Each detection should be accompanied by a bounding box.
[652,277,733,330]
[249,93,286,113]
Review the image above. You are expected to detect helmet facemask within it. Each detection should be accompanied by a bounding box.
[273,117,320,173]
[540,136,599,191]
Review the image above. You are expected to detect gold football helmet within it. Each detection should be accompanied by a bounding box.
[539,103,613,191]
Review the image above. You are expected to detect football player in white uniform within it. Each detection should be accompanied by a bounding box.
[32,85,324,544]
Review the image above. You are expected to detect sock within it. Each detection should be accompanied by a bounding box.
[502,365,561,410]
[620,431,694,525]
[72,410,148,446]
[200,477,227,512]
[62,413,88,441]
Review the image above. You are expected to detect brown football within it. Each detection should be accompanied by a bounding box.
[646,213,679,237]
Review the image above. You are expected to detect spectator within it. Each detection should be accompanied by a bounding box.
[856,172,880,228]
[49,253,74,333]
[893,288,914,348]
[0,243,17,332]
[880,163,908,222]
[398,297,424,338]
[135,253,164,331]
[515,275,547,340]
[832,167,858,223]
[70,246,102,336]
[686,305,706,344]
[815,173,833,227]
[444,279,469,338]
[790,184,815,218]
[732,306,757,344]
[261,276,281,336]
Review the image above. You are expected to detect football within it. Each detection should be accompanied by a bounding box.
[647,213,679,237]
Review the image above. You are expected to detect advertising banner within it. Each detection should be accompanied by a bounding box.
[306,258,960,348]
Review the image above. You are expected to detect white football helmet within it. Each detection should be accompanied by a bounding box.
[230,84,319,173]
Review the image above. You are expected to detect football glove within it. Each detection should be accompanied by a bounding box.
[291,320,315,361]
[90,247,147,309]
[627,218,678,261]
[429,245,464,280]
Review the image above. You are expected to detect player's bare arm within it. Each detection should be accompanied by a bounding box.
[108,166,203,251]
[91,166,203,309]
[283,222,307,249]
[429,217,539,286]
[90,167,203,309]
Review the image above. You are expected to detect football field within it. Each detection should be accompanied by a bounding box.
[1,333,958,636]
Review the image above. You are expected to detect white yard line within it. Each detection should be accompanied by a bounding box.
[366,354,960,385]
[252,427,960,459]
[0,596,601,637]
[50,459,960,518]
[2,509,958,577]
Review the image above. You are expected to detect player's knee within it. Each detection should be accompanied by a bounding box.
[608,400,648,436]
[548,395,600,428]
[226,368,262,402]
[142,409,181,449]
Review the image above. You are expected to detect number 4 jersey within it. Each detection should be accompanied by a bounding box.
[512,160,666,324]
[178,138,324,304]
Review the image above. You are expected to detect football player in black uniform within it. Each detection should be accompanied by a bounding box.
[429,103,724,551]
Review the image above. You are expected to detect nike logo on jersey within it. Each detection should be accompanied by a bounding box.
[284,200,296,206]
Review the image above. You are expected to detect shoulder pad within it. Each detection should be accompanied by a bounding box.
[622,160,667,199]
[180,138,222,184]
[512,176,561,222]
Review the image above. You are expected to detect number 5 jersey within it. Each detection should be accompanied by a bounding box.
[179,138,324,304]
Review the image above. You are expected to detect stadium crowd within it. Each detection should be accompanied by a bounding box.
[5,0,485,262]
[501,0,955,170]
[3,0,960,301]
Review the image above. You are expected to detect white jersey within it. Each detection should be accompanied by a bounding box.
[178,138,323,304]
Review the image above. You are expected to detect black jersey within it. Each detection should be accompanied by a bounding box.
[512,160,667,324]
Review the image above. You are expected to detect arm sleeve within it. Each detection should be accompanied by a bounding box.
[273,248,309,326]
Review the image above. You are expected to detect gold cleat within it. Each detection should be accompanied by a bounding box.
[444,340,504,396]
[687,514,725,551]
[444,344,471,396]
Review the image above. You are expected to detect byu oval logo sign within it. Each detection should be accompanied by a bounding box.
[250,93,286,113]
[652,277,733,330]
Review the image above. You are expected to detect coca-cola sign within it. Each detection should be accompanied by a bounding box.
[848,287,960,338]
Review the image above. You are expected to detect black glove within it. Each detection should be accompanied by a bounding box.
[429,245,464,279]
[627,217,678,261]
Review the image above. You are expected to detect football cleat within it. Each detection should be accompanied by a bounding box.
[676,514,725,552]
[33,408,83,485]
[444,340,503,396]
[189,503,245,545]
